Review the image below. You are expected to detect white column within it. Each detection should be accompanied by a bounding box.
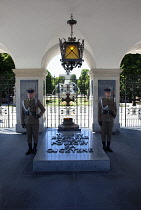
[13,69,48,133]
[89,69,122,132]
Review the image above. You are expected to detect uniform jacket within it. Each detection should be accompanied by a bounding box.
[98,97,117,122]
[21,98,45,124]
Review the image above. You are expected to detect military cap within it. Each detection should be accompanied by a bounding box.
[104,87,111,92]
[26,88,34,93]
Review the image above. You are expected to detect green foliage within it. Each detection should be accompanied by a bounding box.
[0,53,15,105]
[70,74,77,83]
[120,53,141,76]
[0,53,15,78]
[55,76,65,84]
[77,69,90,96]
[46,69,90,97]
[120,53,141,102]
[46,70,54,95]
[46,70,65,94]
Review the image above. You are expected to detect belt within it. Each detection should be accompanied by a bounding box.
[103,110,113,115]
[25,111,36,116]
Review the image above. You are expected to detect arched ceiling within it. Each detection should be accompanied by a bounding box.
[0,0,141,69]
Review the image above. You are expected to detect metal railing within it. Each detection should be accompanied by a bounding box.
[0,78,16,128]
[45,95,90,128]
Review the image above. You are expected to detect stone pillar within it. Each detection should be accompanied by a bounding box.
[13,69,47,133]
[89,69,122,133]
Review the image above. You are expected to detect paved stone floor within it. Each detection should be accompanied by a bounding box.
[0,127,141,210]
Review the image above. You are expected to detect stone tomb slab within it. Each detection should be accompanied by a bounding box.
[33,129,110,172]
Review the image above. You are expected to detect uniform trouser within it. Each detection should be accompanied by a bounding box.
[26,123,39,144]
[101,121,114,143]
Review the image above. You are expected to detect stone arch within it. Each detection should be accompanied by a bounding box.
[41,39,95,129]
[126,41,141,54]
[119,41,141,127]
[119,40,141,69]
[0,43,16,66]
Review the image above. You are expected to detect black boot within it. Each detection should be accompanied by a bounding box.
[107,142,113,152]
[32,143,37,154]
[25,143,32,155]
[102,142,107,151]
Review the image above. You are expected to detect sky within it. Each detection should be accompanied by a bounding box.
[47,54,89,79]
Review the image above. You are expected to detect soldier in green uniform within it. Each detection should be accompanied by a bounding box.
[21,88,45,155]
[98,88,117,152]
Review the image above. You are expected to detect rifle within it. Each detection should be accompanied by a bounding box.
[112,83,116,118]
[34,80,39,115]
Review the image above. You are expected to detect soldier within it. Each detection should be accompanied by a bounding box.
[98,88,117,152]
[21,88,45,155]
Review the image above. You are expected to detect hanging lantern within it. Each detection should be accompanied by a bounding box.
[59,14,84,75]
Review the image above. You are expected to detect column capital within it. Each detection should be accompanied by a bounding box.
[13,68,48,78]
[89,68,122,77]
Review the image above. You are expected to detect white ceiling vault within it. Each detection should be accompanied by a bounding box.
[0,0,141,69]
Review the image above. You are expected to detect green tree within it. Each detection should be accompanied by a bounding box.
[120,53,141,103]
[70,74,77,83]
[77,69,90,96]
[0,53,15,78]
[46,70,66,95]
[53,76,65,94]
[0,53,15,105]
[120,53,141,75]
[56,76,65,84]
[46,70,54,95]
